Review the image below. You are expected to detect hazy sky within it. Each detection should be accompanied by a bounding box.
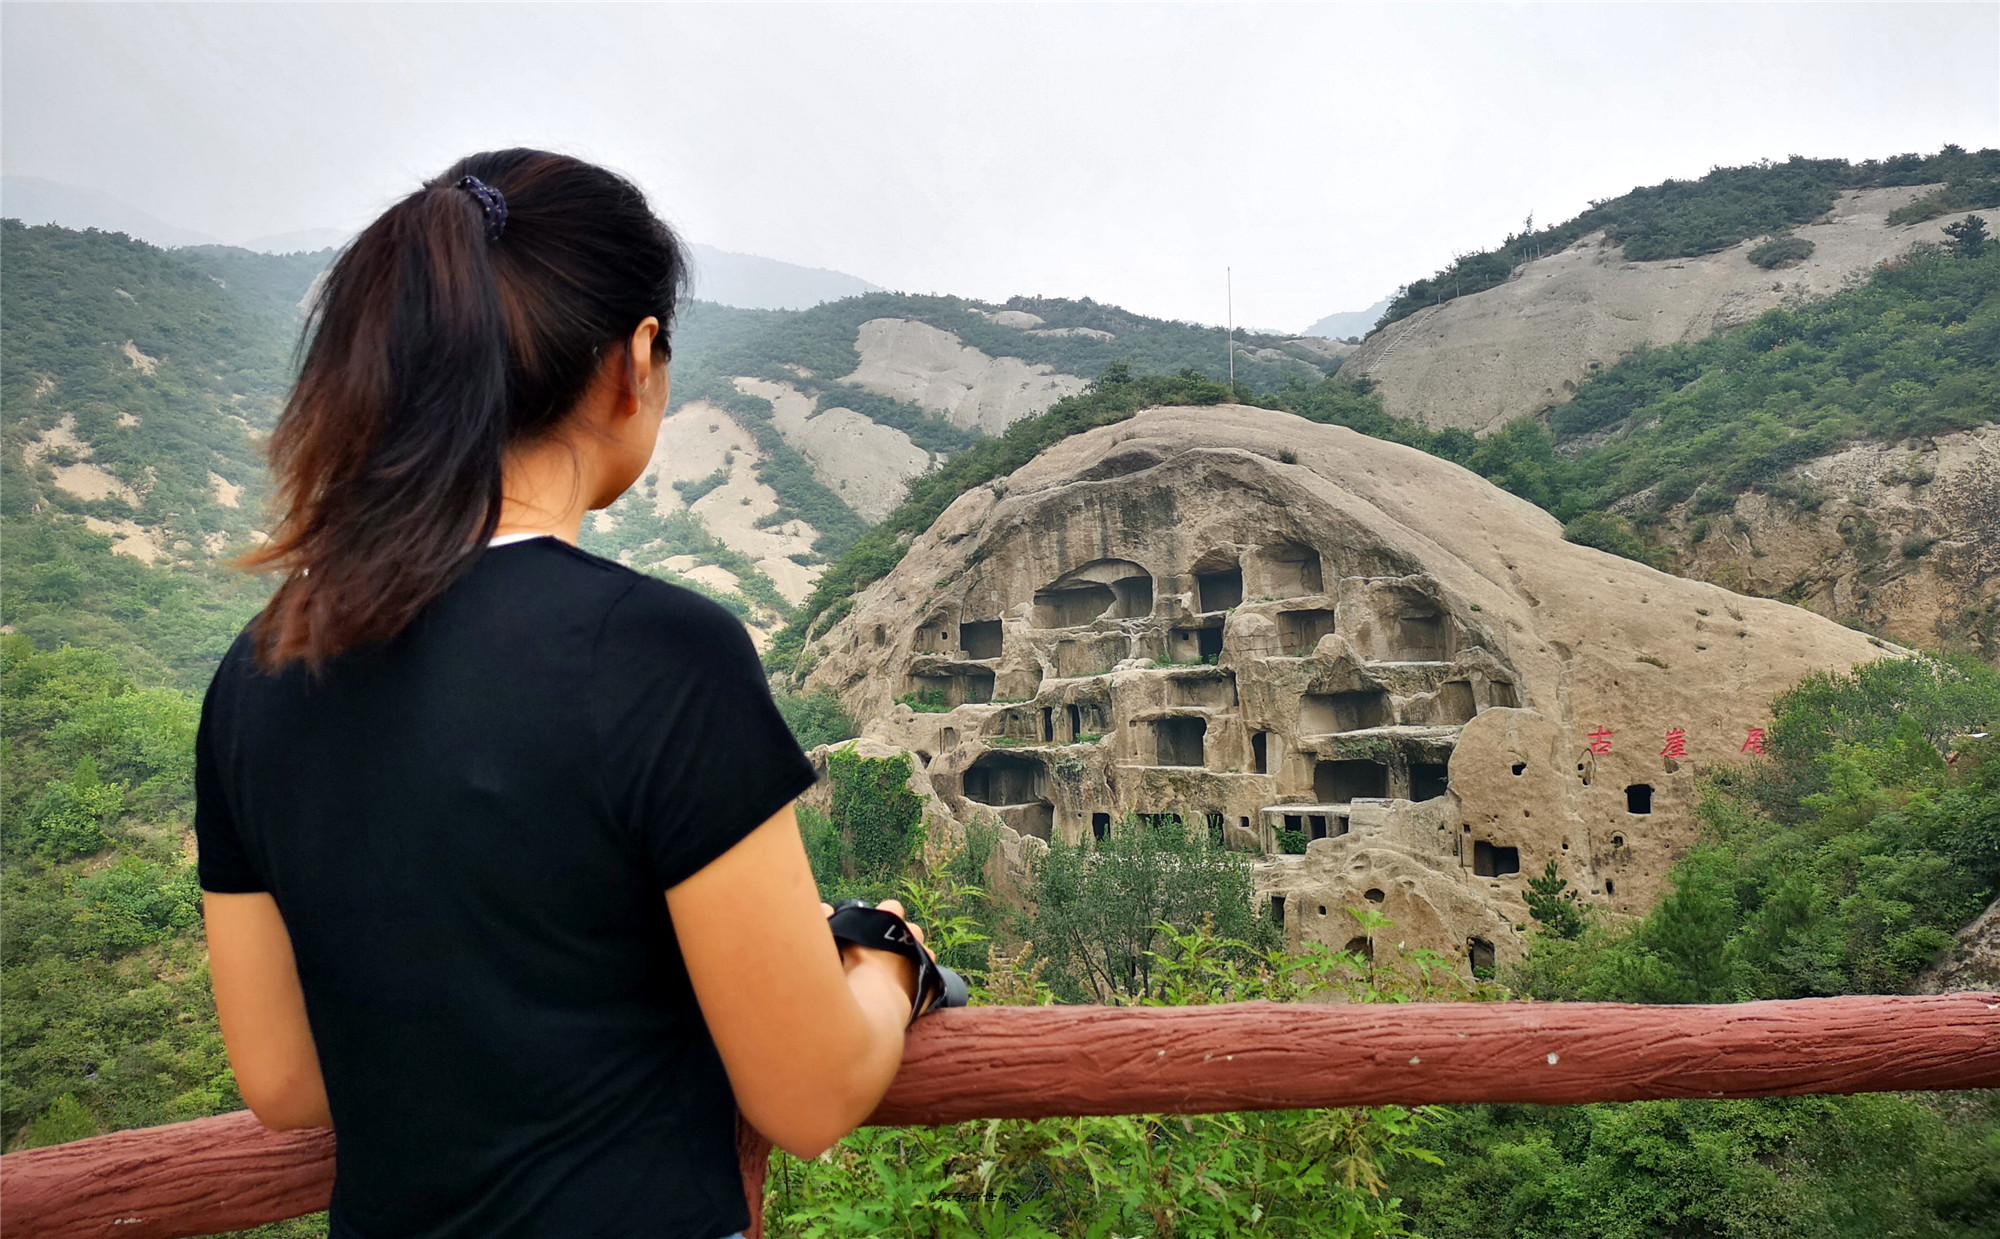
[4,2,1996,330]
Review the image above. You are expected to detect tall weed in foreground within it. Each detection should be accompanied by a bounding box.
[766,904,1484,1239]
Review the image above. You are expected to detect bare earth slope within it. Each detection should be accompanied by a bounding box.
[842,318,1090,435]
[802,404,1890,973]
[1350,187,1998,435]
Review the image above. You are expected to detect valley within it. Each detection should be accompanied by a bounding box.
[4,148,1997,1234]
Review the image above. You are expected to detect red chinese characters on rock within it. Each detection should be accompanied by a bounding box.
[1660,728,1689,760]
[1741,728,1767,755]
[1587,727,1614,755]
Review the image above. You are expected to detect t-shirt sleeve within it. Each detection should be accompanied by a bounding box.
[592,579,819,890]
[194,659,268,894]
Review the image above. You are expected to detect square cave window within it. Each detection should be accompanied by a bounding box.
[1251,731,1271,774]
[1472,841,1521,877]
[1091,812,1111,841]
[1411,762,1450,802]
[1626,784,1654,815]
[1469,938,1497,978]
[1197,566,1243,613]
[1278,609,1337,656]
[1153,717,1207,767]
[1169,625,1224,663]
[959,620,1003,660]
[1489,681,1519,709]
[1299,691,1391,734]
[963,754,1043,806]
[1315,759,1388,804]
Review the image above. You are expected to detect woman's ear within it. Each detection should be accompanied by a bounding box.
[624,317,664,417]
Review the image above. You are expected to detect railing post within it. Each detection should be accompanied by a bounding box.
[736,1112,772,1239]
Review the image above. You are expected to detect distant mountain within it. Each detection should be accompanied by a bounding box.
[686,243,882,311]
[0,175,220,248]
[1302,296,1390,341]
[241,227,349,254]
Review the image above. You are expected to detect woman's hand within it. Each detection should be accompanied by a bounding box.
[829,898,930,1012]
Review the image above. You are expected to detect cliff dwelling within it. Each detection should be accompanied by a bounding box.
[802,406,1892,979]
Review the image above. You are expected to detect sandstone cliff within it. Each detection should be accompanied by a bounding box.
[800,404,1892,976]
[1651,424,2000,658]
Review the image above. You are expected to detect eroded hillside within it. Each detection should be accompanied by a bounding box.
[1350,188,1997,435]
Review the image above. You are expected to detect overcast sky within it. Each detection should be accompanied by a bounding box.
[4,2,1995,330]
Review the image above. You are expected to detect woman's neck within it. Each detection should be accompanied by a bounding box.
[493,436,597,545]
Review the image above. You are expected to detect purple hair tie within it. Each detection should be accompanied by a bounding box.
[455,175,508,242]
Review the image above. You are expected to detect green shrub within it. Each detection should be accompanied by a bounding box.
[1028,814,1278,1003]
[1561,512,1653,565]
[895,688,951,713]
[774,688,855,750]
[23,759,122,861]
[1747,233,1815,268]
[670,467,730,505]
[824,747,925,896]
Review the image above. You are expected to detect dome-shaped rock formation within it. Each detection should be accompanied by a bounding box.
[801,405,1895,976]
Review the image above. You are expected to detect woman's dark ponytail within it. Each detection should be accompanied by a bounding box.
[244,150,688,670]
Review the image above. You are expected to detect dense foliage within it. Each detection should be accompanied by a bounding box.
[0,223,303,689]
[771,856,1478,1239]
[0,638,231,1149]
[1382,654,2000,1238]
[1028,815,1279,1002]
[1381,146,1999,327]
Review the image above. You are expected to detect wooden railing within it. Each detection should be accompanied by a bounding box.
[5,994,1997,1239]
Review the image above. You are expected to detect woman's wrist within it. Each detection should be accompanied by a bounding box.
[841,944,920,1023]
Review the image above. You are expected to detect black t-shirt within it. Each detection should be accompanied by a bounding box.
[195,538,817,1239]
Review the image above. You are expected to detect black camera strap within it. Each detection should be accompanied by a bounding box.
[826,901,966,1023]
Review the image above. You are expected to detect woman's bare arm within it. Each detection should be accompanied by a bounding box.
[204,892,332,1130]
[668,802,916,1159]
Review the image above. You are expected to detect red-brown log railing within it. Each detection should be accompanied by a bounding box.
[5,994,1997,1239]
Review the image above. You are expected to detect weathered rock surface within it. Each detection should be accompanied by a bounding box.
[634,399,823,606]
[733,377,934,523]
[1658,424,2000,659]
[845,318,1090,435]
[801,405,1893,976]
[1914,894,2000,994]
[1349,188,1999,436]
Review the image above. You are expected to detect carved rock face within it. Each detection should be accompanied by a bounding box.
[803,405,1893,977]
